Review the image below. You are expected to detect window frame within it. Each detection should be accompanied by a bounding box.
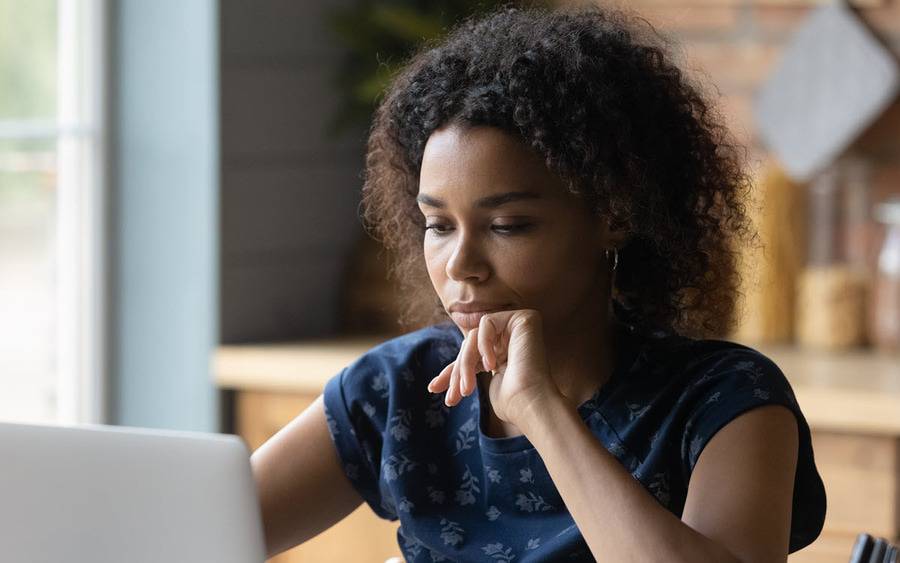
[55,0,108,424]
[0,0,108,424]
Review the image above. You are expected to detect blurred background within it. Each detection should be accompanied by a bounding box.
[1,0,899,561]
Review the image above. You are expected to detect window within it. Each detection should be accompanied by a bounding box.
[0,0,106,424]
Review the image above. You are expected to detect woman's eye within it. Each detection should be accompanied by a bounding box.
[491,223,532,234]
[424,224,452,234]
[424,223,532,235]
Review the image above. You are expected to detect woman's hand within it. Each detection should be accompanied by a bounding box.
[427,309,564,427]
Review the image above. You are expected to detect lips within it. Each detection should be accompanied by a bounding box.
[448,302,510,330]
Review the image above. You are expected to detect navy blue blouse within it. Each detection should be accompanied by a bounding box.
[322,316,826,562]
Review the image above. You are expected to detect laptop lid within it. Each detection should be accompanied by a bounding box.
[0,421,266,563]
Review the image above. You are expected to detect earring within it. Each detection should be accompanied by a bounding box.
[605,248,618,272]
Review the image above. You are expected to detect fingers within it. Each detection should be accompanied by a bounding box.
[447,360,461,406]
[455,326,480,403]
[465,325,492,397]
[459,327,475,399]
[427,361,454,393]
[429,315,503,406]
[435,326,480,406]
[478,314,498,371]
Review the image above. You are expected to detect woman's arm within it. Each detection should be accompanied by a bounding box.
[250,394,364,558]
[521,398,798,563]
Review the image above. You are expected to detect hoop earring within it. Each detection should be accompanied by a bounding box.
[605,248,618,272]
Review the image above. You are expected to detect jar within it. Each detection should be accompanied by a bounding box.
[868,197,900,352]
[795,165,867,349]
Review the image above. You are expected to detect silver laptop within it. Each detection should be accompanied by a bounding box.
[0,421,266,563]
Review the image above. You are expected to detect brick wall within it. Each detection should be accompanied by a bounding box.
[627,0,900,199]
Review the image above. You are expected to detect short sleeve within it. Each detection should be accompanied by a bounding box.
[680,349,827,553]
[322,365,397,521]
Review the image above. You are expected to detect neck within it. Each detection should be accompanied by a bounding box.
[543,301,618,408]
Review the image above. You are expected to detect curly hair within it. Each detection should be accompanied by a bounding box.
[359,3,757,339]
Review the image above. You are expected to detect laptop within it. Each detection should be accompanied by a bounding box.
[0,421,266,563]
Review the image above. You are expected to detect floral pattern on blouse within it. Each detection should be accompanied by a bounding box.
[322,320,826,562]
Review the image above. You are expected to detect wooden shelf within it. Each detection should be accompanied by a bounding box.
[213,335,384,394]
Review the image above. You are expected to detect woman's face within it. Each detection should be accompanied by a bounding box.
[417,124,619,335]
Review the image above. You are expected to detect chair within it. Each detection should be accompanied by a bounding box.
[849,533,899,563]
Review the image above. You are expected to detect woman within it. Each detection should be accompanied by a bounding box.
[251,5,826,562]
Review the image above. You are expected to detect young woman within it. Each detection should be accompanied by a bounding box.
[250,5,826,562]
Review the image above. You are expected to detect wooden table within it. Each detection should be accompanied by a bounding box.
[214,338,900,563]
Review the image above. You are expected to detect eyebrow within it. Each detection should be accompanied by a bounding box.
[415,190,542,209]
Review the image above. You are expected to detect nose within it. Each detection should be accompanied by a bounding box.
[445,230,490,283]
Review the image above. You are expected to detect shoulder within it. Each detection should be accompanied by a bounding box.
[680,338,797,407]
[611,329,803,469]
[320,323,463,520]
[605,326,826,550]
[634,329,796,404]
[639,333,802,443]
[600,326,799,435]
